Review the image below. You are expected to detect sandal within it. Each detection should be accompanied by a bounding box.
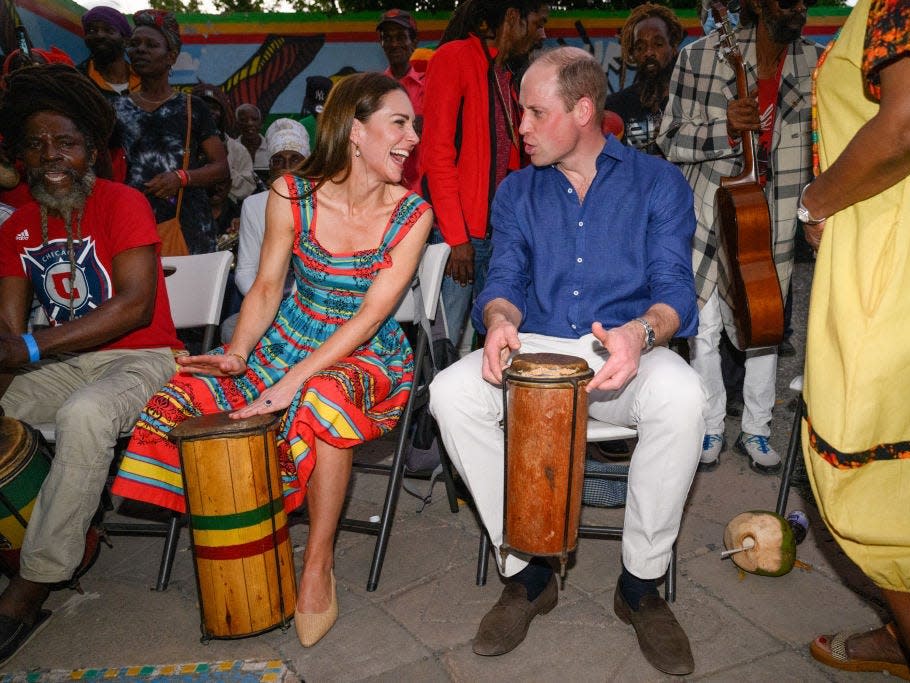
[810,623,910,680]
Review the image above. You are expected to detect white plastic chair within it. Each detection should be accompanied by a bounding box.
[318,243,452,591]
[161,251,234,352]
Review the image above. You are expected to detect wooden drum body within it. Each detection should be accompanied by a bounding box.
[502,353,593,575]
[171,412,297,641]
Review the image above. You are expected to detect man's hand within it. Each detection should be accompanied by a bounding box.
[803,219,825,252]
[144,170,182,201]
[446,242,475,286]
[588,321,643,392]
[726,90,760,140]
[481,318,521,385]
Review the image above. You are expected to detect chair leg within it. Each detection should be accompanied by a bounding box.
[154,513,183,592]
[365,328,428,592]
[775,393,805,517]
[439,443,460,514]
[477,532,490,587]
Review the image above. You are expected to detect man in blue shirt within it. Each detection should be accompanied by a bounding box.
[429,47,705,675]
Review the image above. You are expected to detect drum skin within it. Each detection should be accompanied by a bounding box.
[172,412,297,639]
[503,354,592,558]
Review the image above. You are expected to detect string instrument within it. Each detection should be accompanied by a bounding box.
[711,2,784,349]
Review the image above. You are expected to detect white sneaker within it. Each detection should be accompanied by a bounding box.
[698,433,725,472]
[735,432,781,474]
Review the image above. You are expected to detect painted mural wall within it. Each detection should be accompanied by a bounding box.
[12,0,847,120]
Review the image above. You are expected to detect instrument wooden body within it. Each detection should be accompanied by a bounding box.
[0,417,100,580]
[171,412,296,641]
[713,3,784,349]
[502,353,593,576]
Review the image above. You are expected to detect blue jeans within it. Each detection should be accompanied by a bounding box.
[431,230,492,346]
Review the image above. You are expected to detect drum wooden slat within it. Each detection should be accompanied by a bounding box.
[174,412,296,639]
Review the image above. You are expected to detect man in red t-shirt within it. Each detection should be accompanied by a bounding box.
[0,65,181,664]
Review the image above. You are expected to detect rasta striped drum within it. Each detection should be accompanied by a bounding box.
[171,412,296,641]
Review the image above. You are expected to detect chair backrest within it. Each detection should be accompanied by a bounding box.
[161,251,233,351]
[394,242,450,324]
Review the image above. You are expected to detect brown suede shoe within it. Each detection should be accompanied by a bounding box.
[613,578,694,675]
[472,575,558,656]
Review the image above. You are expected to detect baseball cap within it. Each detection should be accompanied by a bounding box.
[303,75,333,116]
[376,8,417,34]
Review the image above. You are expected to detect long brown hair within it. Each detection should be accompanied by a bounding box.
[295,72,404,196]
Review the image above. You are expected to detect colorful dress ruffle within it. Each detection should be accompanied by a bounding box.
[112,175,429,513]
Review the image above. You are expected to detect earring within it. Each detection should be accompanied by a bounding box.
[354,144,361,158]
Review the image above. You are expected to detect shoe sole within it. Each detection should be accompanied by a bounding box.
[735,442,782,474]
[810,636,910,679]
[697,457,720,473]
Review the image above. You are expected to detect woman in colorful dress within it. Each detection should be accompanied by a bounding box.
[112,10,228,254]
[797,0,910,677]
[112,71,431,647]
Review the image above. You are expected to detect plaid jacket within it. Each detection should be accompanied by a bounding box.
[658,26,823,315]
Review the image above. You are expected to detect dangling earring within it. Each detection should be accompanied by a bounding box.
[354,144,361,158]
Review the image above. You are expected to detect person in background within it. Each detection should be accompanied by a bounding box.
[113,9,228,254]
[0,65,181,665]
[78,5,139,98]
[236,103,269,180]
[221,117,310,344]
[299,75,333,147]
[421,0,549,349]
[658,0,823,473]
[604,3,684,157]
[798,0,910,677]
[192,82,261,203]
[377,8,423,193]
[113,73,430,649]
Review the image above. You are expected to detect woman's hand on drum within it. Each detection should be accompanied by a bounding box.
[481,320,521,385]
[588,322,640,392]
[230,380,299,419]
[176,353,247,377]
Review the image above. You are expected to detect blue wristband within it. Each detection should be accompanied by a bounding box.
[20,333,40,363]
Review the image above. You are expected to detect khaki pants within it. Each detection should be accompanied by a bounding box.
[0,348,175,583]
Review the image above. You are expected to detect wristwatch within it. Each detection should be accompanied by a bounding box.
[633,317,655,351]
[797,183,825,225]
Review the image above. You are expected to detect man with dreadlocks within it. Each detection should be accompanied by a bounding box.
[0,64,180,664]
[604,3,685,157]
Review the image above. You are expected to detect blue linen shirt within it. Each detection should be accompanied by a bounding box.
[473,135,698,339]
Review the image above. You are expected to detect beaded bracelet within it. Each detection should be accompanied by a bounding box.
[173,169,189,187]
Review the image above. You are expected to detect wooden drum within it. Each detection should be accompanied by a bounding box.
[502,353,593,576]
[171,412,297,641]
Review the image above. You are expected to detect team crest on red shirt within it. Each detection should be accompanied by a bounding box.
[19,237,112,324]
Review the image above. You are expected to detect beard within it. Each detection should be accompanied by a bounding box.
[635,61,675,113]
[28,168,96,217]
[764,11,806,44]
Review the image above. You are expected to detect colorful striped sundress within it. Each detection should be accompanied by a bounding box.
[112,175,430,513]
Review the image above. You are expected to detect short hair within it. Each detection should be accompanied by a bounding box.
[532,47,606,118]
[0,63,115,175]
[235,103,261,120]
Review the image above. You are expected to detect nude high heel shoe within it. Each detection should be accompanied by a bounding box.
[294,572,338,647]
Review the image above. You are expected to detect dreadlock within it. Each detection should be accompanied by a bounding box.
[440,0,547,45]
[0,63,116,178]
[617,3,685,90]
[0,63,113,317]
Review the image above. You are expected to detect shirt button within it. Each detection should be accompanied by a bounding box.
[578,221,584,227]
[577,257,583,263]
[567,188,574,194]
[573,290,579,296]
[571,324,577,330]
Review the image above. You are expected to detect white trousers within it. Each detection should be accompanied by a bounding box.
[429,333,705,580]
[689,290,778,436]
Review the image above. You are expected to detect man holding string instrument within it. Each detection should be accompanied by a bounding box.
[430,47,705,675]
[658,0,823,474]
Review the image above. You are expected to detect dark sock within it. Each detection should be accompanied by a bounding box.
[511,557,553,601]
[620,566,658,610]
